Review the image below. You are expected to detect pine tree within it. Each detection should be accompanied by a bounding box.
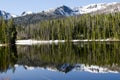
[7,19,17,44]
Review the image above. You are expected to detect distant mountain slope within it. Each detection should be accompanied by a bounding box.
[48,5,76,16]
[45,2,120,15]
[13,12,64,25]
[0,10,12,19]
[0,10,18,19]
[12,2,120,25]
[23,64,119,73]
[21,11,34,16]
[90,2,120,14]
[74,2,120,14]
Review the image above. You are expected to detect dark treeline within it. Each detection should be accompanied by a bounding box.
[17,13,120,40]
[0,19,17,44]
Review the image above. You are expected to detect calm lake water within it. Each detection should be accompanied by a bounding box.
[0,42,120,80]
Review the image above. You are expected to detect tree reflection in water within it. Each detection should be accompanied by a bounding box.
[0,45,17,73]
[17,42,120,72]
[0,42,120,73]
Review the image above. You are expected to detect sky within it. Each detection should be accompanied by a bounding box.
[0,0,119,15]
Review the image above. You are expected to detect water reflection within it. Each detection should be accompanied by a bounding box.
[0,42,120,80]
[0,45,17,73]
[17,42,120,72]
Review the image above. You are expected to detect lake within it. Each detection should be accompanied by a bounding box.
[0,42,120,80]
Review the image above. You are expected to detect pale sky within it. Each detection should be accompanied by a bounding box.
[0,0,119,15]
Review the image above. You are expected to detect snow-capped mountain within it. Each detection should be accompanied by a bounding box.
[1,2,120,20]
[92,2,120,14]
[58,64,119,73]
[45,2,120,16]
[14,64,119,73]
[73,64,118,73]
[74,2,120,14]
[11,14,18,18]
[53,5,76,16]
[0,10,17,19]
[0,10,13,19]
[46,5,76,16]
[13,2,120,25]
[74,3,107,14]
[21,11,33,16]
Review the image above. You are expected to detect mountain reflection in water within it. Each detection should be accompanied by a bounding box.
[0,42,120,80]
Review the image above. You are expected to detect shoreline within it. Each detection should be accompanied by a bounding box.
[0,39,120,46]
[0,44,7,47]
[16,39,120,45]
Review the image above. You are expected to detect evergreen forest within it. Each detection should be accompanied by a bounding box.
[17,13,120,40]
[0,19,17,44]
[1,12,120,44]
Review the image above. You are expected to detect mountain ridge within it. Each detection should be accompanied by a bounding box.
[0,2,120,25]
[1,2,120,18]
[0,10,13,19]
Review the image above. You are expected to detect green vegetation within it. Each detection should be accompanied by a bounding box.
[17,13,120,40]
[0,19,17,44]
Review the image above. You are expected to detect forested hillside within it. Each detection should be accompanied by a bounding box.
[17,12,120,40]
[0,19,17,44]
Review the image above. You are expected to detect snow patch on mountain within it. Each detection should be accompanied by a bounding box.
[0,10,12,19]
[54,5,75,16]
[73,64,118,73]
[45,5,76,16]
[0,2,120,19]
[74,3,107,14]
[15,64,119,73]
[11,14,18,18]
[45,2,120,16]
[73,2,120,14]
[21,11,33,16]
